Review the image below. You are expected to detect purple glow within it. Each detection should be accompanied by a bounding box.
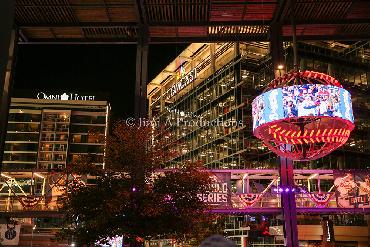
[273,188,278,192]
[279,188,283,192]
[292,188,295,192]
[132,187,137,192]
[210,208,370,214]
[285,188,290,192]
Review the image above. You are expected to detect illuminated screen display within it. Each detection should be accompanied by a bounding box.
[252,84,354,131]
[98,236,123,247]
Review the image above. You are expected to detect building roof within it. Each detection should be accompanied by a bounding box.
[11,97,109,106]
[15,0,370,44]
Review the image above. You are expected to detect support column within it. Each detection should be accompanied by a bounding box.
[0,0,16,169]
[271,20,298,247]
[270,23,286,78]
[147,96,152,119]
[300,58,307,71]
[160,86,165,112]
[337,155,345,169]
[134,26,149,119]
[321,216,335,247]
[234,42,240,57]
[279,155,299,247]
[234,42,241,85]
[367,216,370,247]
[327,63,334,76]
[210,44,216,74]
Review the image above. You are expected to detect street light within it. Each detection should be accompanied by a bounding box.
[277,64,284,77]
[71,235,76,247]
[31,225,36,247]
[277,64,284,70]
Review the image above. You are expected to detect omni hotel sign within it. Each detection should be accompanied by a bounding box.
[37,92,95,101]
[165,68,197,99]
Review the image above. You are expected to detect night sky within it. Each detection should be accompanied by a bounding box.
[14,44,187,120]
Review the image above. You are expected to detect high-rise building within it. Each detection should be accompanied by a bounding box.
[1,92,110,245]
[147,42,370,246]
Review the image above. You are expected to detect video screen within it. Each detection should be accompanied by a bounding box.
[252,84,354,131]
[98,236,123,247]
[252,89,284,131]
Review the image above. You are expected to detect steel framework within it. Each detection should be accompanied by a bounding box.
[12,0,370,44]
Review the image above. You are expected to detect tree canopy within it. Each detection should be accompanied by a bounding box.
[58,121,222,246]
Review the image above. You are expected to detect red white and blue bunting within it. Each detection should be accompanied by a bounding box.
[18,195,43,209]
[238,193,264,207]
[306,192,334,207]
[238,178,278,207]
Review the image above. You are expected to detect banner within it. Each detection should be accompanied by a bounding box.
[306,193,334,207]
[198,172,231,208]
[0,225,21,245]
[238,193,263,207]
[333,170,370,208]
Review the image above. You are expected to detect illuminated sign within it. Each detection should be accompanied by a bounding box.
[197,173,231,208]
[198,181,228,203]
[37,92,95,101]
[165,68,197,99]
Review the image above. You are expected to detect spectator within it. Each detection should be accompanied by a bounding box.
[200,235,236,247]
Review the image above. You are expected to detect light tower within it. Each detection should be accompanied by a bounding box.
[252,70,355,161]
[252,69,354,247]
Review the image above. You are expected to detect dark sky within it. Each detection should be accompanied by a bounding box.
[14,44,187,119]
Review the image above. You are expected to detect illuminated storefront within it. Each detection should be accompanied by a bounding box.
[147,42,370,246]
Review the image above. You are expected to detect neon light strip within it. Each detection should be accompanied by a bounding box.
[267,126,352,144]
[268,70,342,89]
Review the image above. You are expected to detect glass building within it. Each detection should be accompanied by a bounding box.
[147,42,370,247]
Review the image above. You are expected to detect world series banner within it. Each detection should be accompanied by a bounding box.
[333,170,370,208]
[198,172,231,208]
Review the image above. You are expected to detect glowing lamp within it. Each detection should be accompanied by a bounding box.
[252,71,355,161]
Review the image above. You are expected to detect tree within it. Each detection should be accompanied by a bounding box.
[57,121,221,246]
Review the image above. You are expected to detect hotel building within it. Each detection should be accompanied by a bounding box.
[0,93,109,246]
[147,42,370,246]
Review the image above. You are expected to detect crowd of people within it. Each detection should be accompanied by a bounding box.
[282,84,342,118]
[252,84,354,131]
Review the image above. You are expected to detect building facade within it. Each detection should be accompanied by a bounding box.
[0,93,109,246]
[147,42,370,247]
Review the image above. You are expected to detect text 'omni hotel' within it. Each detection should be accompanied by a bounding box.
[37,92,96,101]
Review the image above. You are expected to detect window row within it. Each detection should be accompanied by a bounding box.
[8,113,41,122]
[7,122,40,132]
